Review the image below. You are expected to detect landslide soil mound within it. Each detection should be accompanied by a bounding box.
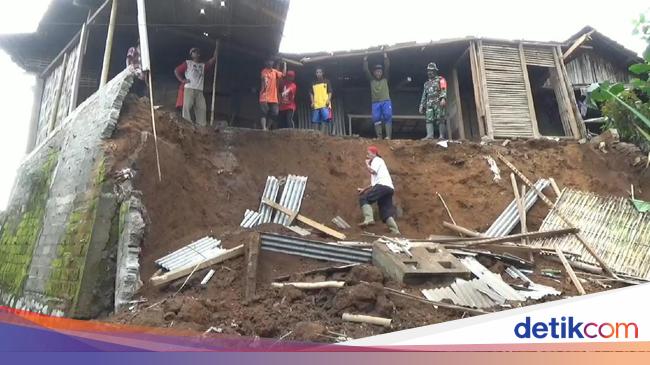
[105,97,649,341]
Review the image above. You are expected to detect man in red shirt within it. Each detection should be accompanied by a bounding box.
[279,70,297,128]
[174,47,216,127]
[259,58,286,130]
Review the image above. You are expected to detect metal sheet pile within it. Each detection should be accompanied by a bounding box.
[240,175,308,228]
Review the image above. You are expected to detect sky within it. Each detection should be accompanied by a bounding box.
[0,0,647,209]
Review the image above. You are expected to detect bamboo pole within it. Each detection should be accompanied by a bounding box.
[272,281,346,289]
[442,222,485,238]
[458,228,577,247]
[342,313,391,327]
[148,72,162,182]
[510,173,527,246]
[555,247,586,295]
[100,0,119,87]
[437,192,461,237]
[209,39,220,127]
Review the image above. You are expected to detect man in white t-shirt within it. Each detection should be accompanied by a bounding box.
[357,145,400,234]
[174,47,216,127]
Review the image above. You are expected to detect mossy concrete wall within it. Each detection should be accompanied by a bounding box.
[0,70,135,318]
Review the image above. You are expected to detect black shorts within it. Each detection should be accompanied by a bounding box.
[278,109,295,128]
[359,184,396,222]
[260,102,279,118]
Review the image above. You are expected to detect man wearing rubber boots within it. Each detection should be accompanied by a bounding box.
[357,146,400,235]
[419,62,448,140]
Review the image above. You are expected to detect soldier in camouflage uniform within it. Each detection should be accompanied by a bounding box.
[419,62,448,140]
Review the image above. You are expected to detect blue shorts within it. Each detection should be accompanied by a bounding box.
[372,100,393,125]
[312,107,330,124]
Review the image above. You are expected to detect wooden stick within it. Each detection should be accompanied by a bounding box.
[549,178,562,198]
[442,221,485,238]
[496,153,617,278]
[363,282,487,315]
[521,185,530,247]
[342,313,391,327]
[510,173,527,246]
[150,245,244,286]
[555,247,586,295]
[272,281,346,289]
[262,198,346,240]
[244,234,260,301]
[437,192,461,236]
[209,39,220,127]
[458,228,578,247]
[147,71,162,182]
[100,0,119,87]
[274,264,359,282]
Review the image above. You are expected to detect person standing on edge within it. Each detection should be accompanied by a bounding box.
[419,62,448,140]
[363,52,393,140]
[310,67,333,135]
[357,146,400,235]
[126,40,147,97]
[259,58,286,131]
[174,47,216,127]
[279,70,297,128]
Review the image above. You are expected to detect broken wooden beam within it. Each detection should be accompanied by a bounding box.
[262,198,346,240]
[549,177,562,198]
[555,247,586,295]
[457,228,578,247]
[150,245,244,287]
[496,153,617,278]
[271,281,346,289]
[510,173,528,246]
[244,234,261,301]
[342,313,391,327]
[437,192,461,237]
[274,263,359,282]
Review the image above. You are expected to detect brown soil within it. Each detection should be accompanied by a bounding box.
[105,96,649,342]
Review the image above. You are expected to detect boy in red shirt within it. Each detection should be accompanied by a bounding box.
[259,58,286,130]
[174,47,216,127]
[279,70,297,128]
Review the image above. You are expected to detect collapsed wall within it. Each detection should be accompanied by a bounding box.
[0,70,145,318]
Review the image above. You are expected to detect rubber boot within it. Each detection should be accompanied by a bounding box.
[261,117,267,131]
[358,204,375,227]
[386,217,401,235]
[422,123,434,140]
[374,124,383,139]
[385,123,392,140]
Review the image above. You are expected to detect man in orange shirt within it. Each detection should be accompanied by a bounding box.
[259,58,286,130]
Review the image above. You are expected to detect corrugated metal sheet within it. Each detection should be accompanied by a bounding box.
[505,266,560,300]
[273,175,308,226]
[532,189,650,279]
[155,237,224,272]
[240,209,261,228]
[485,179,550,237]
[258,176,280,224]
[260,233,371,264]
[460,257,526,301]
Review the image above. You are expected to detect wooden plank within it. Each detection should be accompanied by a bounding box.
[442,221,486,238]
[209,39,220,126]
[452,67,465,140]
[262,198,346,240]
[496,153,617,278]
[556,46,585,138]
[510,173,527,246]
[549,178,562,198]
[477,41,494,139]
[469,42,486,137]
[555,247,586,295]
[553,47,581,138]
[563,31,594,60]
[244,234,260,301]
[518,43,540,138]
[150,245,244,287]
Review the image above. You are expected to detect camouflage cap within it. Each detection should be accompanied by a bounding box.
[427,62,438,71]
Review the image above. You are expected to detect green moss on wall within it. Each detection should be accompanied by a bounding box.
[0,151,58,295]
[45,158,106,308]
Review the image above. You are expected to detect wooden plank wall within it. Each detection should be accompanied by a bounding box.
[565,51,630,86]
[481,41,535,138]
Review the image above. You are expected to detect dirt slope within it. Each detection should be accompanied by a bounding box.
[105,97,649,341]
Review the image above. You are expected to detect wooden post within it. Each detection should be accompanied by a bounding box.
[476,40,494,139]
[70,21,89,113]
[510,173,528,246]
[518,43,540,138]
[209,39,220,127]
[555,247,586,295]
[100,0,119,87]
[451,67,465,139]
[244,234,260,301]
[469,42,485,138]
[48,53,68,133]
[148,72,163,182]
[437,192,461,237]
[552,47,581,138]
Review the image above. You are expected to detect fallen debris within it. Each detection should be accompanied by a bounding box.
[332,216,352,230]
[262,198,346,240]
[154,236,224,272]
[274,264,359,282]
[200,269,216,286]
[456,228,578,247]
[260,233,371,264]
[272,281,346,289]
[286,225,311,237]
[483,155,502,182]
[244,236,261,301]
[484,179,550,237]
[554,247,586,295]
[342,313,392,327]
[437,192,461,236]
[373,283,487,315]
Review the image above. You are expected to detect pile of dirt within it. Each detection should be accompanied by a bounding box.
[105,96,648,341]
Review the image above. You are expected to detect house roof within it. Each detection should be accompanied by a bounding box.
[564,25,643,65]
[0,0,290,73]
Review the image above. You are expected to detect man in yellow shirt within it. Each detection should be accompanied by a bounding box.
[310,67,333,135]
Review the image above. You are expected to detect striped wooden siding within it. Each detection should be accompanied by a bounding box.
[481,42,534,138]
[523,45,556,67]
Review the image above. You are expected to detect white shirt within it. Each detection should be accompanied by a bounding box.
[369,157,394,189]
[184,60,206,91]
